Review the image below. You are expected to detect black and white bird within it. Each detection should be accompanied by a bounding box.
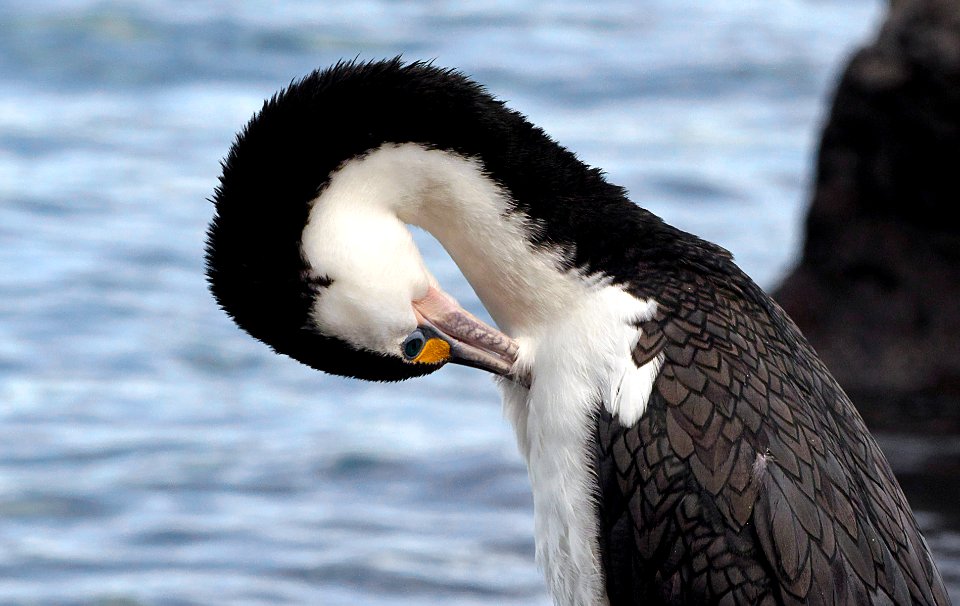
[205,59,949,605]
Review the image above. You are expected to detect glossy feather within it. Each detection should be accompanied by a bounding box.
[596,263,950,604]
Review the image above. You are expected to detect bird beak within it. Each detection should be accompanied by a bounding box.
[412,287,521,382]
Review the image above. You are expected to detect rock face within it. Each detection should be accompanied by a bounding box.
[774,0,960,432]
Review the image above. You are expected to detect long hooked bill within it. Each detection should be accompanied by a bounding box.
[412,287,528,387]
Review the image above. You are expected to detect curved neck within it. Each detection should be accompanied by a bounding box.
[315,142,591,337]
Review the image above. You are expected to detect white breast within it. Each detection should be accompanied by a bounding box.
[500,286,660,606]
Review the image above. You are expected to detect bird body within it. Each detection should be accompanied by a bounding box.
[205,59,950,605]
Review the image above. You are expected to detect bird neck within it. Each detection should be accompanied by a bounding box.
[314,142,599,339]
[306,141,661,605]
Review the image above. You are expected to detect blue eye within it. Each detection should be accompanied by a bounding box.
[402,330,426,359]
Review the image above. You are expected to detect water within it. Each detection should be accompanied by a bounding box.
[2,1,956,604]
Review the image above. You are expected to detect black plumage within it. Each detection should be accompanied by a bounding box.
[596,264,950,604]
[205,59,950,604]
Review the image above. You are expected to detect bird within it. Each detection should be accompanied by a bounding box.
[204,58,950,605]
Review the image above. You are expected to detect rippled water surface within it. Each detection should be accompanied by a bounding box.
[2,1,957,604]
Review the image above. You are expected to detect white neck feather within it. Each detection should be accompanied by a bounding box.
[303,143,661,606]
[315,142,583,336]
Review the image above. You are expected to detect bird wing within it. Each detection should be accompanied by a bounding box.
[594,270,950,605]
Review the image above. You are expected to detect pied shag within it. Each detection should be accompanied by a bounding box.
[204,59,949,605]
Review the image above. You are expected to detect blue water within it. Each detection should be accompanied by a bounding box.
[2,1,957,604]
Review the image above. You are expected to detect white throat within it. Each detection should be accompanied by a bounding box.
[302,143,661,606]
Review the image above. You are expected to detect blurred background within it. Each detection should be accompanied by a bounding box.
[0,1,956,604]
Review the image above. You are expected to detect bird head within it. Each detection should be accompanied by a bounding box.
[296,192,520,381]
[204,59,523,383]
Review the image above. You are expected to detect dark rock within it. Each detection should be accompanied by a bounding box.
[773,0,960,432]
